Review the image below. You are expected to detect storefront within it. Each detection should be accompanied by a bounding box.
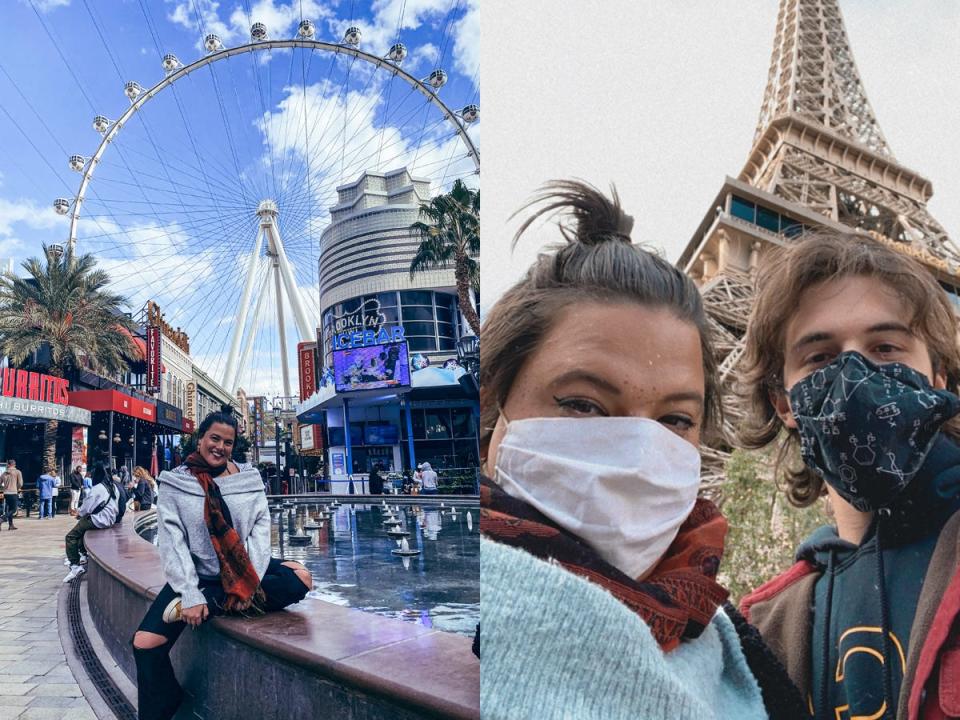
[0,368,92,482]
[70,390,158,473]
[297,326,479,493]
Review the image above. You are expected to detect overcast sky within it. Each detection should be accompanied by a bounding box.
[480,0,960,312]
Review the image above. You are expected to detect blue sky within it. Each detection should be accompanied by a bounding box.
[0,0,479,396]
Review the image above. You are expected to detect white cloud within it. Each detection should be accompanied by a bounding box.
[80,215,218,318]
[257,78,478,210]
[168,0,333,47]
[20,0,70,12]
[167,0,236,43]
[408,42,439,72]
[451,0,478,84]
[0,197,62,239]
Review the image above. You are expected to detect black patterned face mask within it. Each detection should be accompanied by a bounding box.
[788,351,960,511]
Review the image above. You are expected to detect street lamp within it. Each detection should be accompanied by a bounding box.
[272,402,282,495]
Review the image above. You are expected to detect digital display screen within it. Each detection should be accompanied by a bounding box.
[365,422,399,445]
[333,341,410,393]
[328,425,363,447]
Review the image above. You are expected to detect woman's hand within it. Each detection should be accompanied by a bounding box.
[181,603,209,628]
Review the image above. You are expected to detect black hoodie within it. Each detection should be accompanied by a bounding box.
[804,434,960,720]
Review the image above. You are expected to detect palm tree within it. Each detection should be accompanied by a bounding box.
[409,179,481,335]
[0,245,137,472]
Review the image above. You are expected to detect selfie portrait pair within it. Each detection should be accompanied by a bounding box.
[480,199,960,720]
[478,1,960,719]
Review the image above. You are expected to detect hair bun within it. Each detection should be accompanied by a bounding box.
[512,179,634,248]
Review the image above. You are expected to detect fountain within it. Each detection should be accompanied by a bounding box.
[391,537,421,557]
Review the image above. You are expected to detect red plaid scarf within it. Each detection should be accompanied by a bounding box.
[480,477,729,652]
[185,453,266,613]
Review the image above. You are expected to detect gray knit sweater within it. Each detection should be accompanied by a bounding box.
[156,464,271,609]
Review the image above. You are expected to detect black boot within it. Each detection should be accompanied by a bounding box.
[133,644,184,720]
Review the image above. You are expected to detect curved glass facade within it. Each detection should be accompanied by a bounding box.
[321,290,460,366]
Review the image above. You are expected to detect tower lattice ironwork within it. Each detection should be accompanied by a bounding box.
[681,0,960,488]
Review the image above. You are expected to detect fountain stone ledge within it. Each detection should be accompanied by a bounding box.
[83,510,479,720]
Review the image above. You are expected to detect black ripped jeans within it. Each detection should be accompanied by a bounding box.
[132,558,310,720]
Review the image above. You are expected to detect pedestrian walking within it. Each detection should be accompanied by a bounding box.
[131,411,312,720]
[37,471,57,519]
[69,466,83,516]
[1,459,23,530]
[51,472,62,517]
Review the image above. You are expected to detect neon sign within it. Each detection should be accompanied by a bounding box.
[332,325,405,350]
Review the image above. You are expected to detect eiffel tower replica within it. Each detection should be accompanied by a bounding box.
[678,0,960,487]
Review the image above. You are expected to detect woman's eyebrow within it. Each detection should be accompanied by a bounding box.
[548,370,620,395]
[660,391,704,405]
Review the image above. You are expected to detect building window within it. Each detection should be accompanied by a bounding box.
[322,290,460,367]
[730,195,811,239]
[730,195,755,223]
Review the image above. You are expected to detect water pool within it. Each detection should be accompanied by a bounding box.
[139,499,479,637]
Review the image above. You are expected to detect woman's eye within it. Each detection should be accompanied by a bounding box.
[553,396,607,417]
[660,414,695,432]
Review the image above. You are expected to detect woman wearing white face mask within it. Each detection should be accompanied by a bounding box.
[478,181,805,720]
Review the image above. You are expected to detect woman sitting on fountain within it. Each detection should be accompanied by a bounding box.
[479,181,804,719]
[131,409,313,720]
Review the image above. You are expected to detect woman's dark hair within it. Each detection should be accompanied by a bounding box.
[91,463,111,487]
[197,409,239,440]
[480,179,720,454]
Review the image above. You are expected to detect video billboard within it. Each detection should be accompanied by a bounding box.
[333,341,410,393]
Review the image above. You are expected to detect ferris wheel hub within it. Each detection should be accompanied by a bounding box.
[256,199,279,217]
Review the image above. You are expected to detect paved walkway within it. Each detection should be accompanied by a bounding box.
[0,510,98,720]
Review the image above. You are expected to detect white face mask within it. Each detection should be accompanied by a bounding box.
[494,416,702,581]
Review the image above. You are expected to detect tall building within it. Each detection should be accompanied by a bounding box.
[299,168,480,490]
[318,168,466,368]
[679,0,960,479]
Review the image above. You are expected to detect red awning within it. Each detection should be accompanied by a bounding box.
[70,390,157,422]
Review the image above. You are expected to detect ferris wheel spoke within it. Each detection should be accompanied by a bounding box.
[61,20,478,397]
[80,212,255,262]
[106,134,261,208]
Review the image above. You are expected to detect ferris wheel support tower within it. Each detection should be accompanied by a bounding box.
[222,200,313,397]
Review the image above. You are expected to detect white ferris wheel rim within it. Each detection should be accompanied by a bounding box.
[65,36,480,250]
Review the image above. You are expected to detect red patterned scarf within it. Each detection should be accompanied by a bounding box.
[480,476,729,651]
[185,453,266,613]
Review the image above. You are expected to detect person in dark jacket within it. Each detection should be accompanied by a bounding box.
[368,464,384,494]
[69,467,84,517]
[737,233,960,720]
[133,466,156,511]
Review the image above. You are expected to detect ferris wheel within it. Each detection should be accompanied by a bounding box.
[53,11,479,399]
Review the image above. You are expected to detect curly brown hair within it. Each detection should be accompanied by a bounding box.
[480,179,722,461]
[739,231,960,507]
